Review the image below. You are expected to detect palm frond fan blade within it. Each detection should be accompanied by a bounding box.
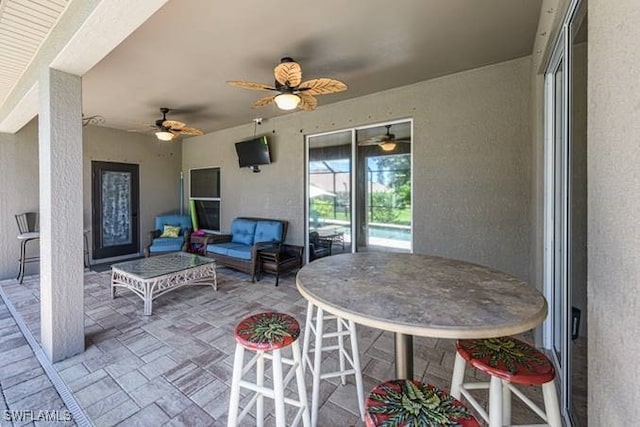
[178,127,204,136]
[162,120,185,131]
[227,81,277,91]
[298,94,318,111]
[252,95,276,108]
[274,61,302,87]
[298,78,347,95]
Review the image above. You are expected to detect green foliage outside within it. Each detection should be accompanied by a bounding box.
[310,154,411,227]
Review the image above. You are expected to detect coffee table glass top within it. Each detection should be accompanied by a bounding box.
[111,252,215,279]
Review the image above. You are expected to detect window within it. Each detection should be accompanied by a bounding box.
[189,167,221,232]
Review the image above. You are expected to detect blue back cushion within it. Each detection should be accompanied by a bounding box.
[231,219,257,246]
[155,215,192,235]
[254,221,284,244]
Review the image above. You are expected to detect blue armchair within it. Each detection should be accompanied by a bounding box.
[144,214,193,257]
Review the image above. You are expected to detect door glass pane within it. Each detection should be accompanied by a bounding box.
[101,171,132,247]
[570,9,588,426]
[552,59,565,364]
[308,131,352,260]
[355,123,412,252]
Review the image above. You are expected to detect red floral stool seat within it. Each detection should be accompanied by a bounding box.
[450,337,562,427]
[227,312,310,427]
[365,379,480,427]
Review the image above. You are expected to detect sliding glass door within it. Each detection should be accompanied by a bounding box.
[544,1,587,425]
[307,130,353,260]
[305,121,412,262]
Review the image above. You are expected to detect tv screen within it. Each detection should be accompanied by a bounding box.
[235,136,271,168]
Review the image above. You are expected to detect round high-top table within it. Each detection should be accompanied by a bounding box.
[296,252,548,379]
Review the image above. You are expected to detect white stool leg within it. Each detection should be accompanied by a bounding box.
[488,375,503,427]
[227,344,245,427]
[450,352,466,399]
[256,350,265,427]
[311,306,325,427]
[337,317,346,385]
[272,349,286,427]
[291,340,311,426]
[502,379,511,426]
[302,301,314,374]
[542,381,563,427]
[348,320,366,421]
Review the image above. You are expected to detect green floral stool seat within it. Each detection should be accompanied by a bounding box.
[228,312,310,427]
[450,337,562,427]
[365,379,480,427]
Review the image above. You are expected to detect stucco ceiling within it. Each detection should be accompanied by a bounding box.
[2,0,543,136]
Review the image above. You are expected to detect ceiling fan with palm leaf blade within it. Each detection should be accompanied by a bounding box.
[227,57,347,111]
[357,124,411,152]
[139,107,204,141]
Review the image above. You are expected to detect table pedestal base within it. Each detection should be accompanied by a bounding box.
[394,333,414,379]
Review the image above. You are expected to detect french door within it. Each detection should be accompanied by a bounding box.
[544,1,587,425]
[92,161,140,259]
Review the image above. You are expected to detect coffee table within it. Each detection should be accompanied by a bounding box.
[111,252,217,315]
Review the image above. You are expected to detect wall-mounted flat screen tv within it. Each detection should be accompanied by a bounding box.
[235,136,271,168]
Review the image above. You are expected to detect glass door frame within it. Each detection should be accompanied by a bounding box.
[304,118,414,262]
[543,0,586,424]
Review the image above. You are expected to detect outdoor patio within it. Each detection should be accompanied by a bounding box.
[0,266,546,426]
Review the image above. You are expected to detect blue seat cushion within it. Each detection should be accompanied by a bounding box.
[230,219,257,246]
[152,236,185,246]
[207,242,252,260]
[149,241,183,253]
[254,221,284,244]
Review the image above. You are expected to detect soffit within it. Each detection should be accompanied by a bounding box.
[0,0,68,106]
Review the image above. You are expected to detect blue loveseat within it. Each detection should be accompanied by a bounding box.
[144,214,193,257]
[205,217,288,281]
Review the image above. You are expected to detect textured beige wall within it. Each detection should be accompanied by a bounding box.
[183,57,532,281]
[0,120,40,279]
[82,125,183,260]
[0,121,182,279]
[589,0,640,423]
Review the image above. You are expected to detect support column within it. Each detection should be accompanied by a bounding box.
[39,68,84,362]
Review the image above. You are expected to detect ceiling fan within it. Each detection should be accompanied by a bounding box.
[227,57,347,111]
[148,107,204,141]
[357,125,411,152]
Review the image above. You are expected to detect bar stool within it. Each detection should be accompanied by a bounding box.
[365,379,480,426]
[227,312,310,427]
[450,337,562,427]
[301,301,365,426]
[15,212,40,284]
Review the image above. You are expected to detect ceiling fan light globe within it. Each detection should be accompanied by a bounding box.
[380,141,397,152]
[155,131,174,141]
[274,93,300,110]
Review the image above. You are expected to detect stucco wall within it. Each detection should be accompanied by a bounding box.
[81,125,183,261]
[589,0,640,423]
[0,121,182,279]
[0,120,40,279]
[183,57,532,281]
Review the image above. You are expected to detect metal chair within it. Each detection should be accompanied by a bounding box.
[15,212,40,284]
